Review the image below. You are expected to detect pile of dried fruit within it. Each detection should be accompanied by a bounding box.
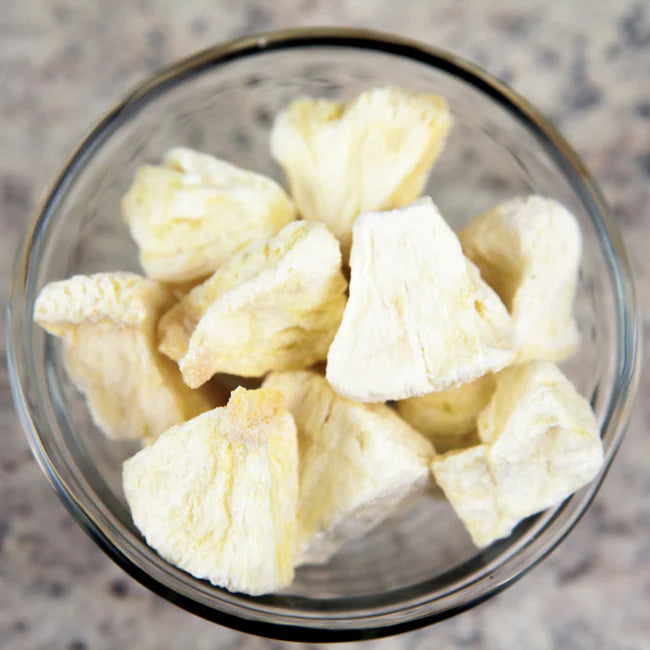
[34,87,602,595]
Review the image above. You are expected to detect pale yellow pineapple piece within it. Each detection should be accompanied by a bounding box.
[122,147,296,282]
[263,370,434,564]
[431,445,518,547]
[123,387,298,595]
[431,361,603,547]
[459,195,581,362]
[34,272,213,441]
[397,373,496,452]
[477,361,603,518]
[326,197,516,402]
[159,220,347,388]
[270,87,452,256]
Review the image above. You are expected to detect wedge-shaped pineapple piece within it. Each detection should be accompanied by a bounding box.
[459,196,581,362]
[263,370,434,564]
[270,87,452,256]
[122,147,296,283]
[159,220,347,388]
[431,361,603,547]
[397,373,496,452]
[477,361,603,517]
[326,197,516,402]
[430,445,518,546]
[123,387,298,595]
[34,272,213,441]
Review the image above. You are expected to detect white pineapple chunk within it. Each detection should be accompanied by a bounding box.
[459,196,581,362]
[122,387,298,595]
[270,87,452,256]
[431,361,603,547]
[326,197,515,402]
[477,361,603,518]
[122,147,295,282]
[431,445,517,547]
[158,220,347,387]
[34,272,214,441]
[263,370,434,564]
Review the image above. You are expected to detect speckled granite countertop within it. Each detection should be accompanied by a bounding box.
[1,1,649,649]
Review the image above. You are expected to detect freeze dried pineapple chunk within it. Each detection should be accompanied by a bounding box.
[123,387,298,595]
[326,197,515,402]
[270,86,452,256]
[263,370,434,564]
[397,373,496,452]
[430,445,518,547]
[431,361,603,547]
[159,220,347,387]
[122,147,296,283]
[477,361,603,518]
[34,272,213,441]
[459,196,581,362]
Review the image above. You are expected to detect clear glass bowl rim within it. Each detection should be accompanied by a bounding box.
[7,26,641,642]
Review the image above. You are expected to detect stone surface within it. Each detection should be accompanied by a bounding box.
[1,1,649,648]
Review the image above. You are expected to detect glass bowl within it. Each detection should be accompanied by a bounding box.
[7,27,641,641]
